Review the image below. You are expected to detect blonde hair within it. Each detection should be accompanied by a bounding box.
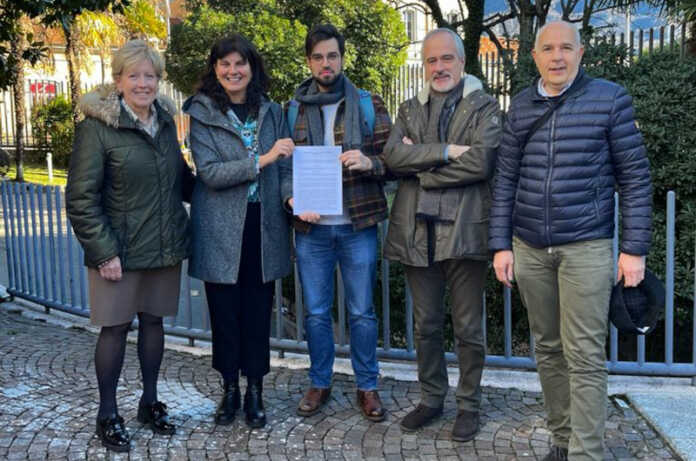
[111,40,166,81]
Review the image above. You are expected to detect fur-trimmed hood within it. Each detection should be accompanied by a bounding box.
[78,83,178,128]
[417,74,484,106]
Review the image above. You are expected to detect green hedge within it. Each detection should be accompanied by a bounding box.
[31,95,74,168]
[621,51,696,361]
[375,44,696,361]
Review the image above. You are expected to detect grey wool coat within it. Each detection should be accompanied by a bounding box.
[183,92,292,284]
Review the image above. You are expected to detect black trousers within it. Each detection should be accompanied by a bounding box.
[204,203,274,381]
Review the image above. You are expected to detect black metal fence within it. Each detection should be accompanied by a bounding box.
[2,182,695,377]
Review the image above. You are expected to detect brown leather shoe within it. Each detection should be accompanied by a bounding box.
[357,390,386,422]
[297,387,331,417]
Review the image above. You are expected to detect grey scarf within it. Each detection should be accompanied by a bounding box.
[294,74,363,150]
[416,79,466,223]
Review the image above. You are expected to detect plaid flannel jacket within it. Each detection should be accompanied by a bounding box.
[289,93,392,233]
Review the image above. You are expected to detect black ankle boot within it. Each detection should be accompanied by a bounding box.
[137,401,176,435]
[96,414,131,452]
[244,377,266,428]
[215,379,240,425]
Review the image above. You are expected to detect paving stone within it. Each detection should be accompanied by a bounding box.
[0,309,679,460]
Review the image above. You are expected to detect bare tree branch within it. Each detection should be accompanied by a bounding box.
[422,0,446,27]
[560,0,582,19]
[484,11,516,28]
[392,2,431,13]
[457,0,467,25]
[483,25,516,69]
[504,0,521,17]
[483,26,506,54]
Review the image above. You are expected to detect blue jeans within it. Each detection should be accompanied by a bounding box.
[295,224,379,390]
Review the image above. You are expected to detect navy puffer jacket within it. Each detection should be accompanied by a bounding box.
[489,72,652,255]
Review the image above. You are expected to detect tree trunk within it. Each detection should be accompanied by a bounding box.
[580,0,597,42]
[63,21,82,125]
[100,55,106,84]
[10,26,27,182]
[518,10,535,58]
[463,0,485,78]
[687,20,696,57]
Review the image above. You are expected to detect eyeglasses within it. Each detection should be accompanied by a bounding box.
[310,52,340,63]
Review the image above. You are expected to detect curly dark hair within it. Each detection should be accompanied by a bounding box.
[196,34,269,116]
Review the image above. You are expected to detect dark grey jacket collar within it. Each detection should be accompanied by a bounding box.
[183,92,271,136]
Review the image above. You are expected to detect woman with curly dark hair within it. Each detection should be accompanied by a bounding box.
[183,34,293,428]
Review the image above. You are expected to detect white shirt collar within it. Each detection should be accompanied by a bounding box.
[120,98,158,137]
[537,79,572,98]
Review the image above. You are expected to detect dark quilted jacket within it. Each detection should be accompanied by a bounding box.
[489,73,652,255]
[66,84,192,270]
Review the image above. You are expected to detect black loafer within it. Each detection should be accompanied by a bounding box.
[96,415,131,452]
[137,401,176,435]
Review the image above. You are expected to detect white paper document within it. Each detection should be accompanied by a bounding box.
[292,146,342,215]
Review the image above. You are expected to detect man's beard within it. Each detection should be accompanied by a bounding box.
[430,72,457,93]
[316,72,341,90]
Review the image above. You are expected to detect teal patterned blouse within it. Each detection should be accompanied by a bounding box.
[226,109,260,202]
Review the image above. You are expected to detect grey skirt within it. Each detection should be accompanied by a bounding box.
[88,263,182,327]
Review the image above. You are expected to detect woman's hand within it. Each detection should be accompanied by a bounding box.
[99,256,123,282]
[287,198,321,223]
[260,138,295,169]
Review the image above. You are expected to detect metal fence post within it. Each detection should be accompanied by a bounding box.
[1,185,696,378]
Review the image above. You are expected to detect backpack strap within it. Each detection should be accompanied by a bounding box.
[287,99,300,138]
[358,89,375,138]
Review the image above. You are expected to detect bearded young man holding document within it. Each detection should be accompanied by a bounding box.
[285,23,392,422]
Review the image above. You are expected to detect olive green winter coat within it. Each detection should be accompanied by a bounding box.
[383,75,501,266]
[66,84,191,270]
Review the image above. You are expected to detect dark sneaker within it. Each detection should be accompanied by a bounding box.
[542,445,569,461]
[451,409,479,442]
[400,404,443,432]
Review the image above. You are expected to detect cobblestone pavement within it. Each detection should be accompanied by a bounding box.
[0,308,679,461]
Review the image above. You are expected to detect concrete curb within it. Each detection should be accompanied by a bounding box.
[627,390,696,461]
